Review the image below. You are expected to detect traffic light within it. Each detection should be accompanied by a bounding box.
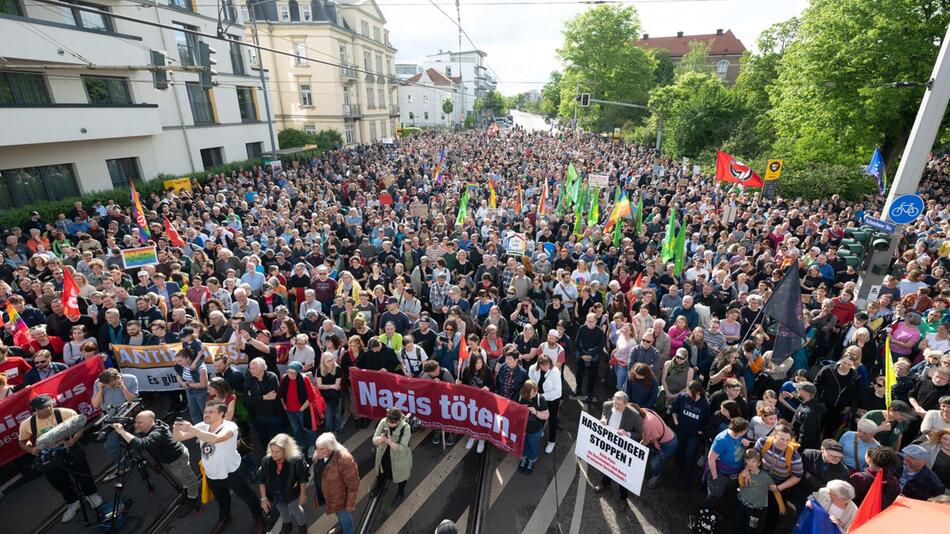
[578,93,590,107]
[197,41,218,90]
[837,228,869,268]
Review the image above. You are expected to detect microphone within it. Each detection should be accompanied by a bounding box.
[35,414,87,451]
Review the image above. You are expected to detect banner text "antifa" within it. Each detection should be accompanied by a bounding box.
[358,381,516,443]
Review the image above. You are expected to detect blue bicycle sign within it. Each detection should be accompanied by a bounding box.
[887,194,924,224]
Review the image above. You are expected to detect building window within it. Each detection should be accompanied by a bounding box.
[0,71,51,105]
[106,157,139,189]
[373,26,381,42]
[375,55,383,74]
[168,0,192,10]
[0,164,79,209]
[175,24,199,66]
[298,83,312,106]
[407,94,413,103]
[361,20,369,37]
[246,142,263,159]
[363,51,371,72]
[343,86,351,106]
[200,147,224,170]
[441,115,445,120]
[378,87,385,108]
[61,1,113,32]
[301,5,311,21]
[239,5,249,22]
[186,82,215,124]
[446,66,452,76]
[369,121,377,142]
[717,60,729,74]
[424,111,429,120]
[230,40,245,75]
[279,5,290,21]
[236,86,257,122]
[0,0,23,15]
[344,123,355,144]
[423,95,428,104]
[293,41,307,65]
[408,112,414,120]
[304,123,316,134]
[82,76,132,105]
[366,85,375,109]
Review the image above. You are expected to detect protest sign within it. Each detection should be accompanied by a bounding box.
[162,177,192,192]
[588,174,609,188]
[349,368,529,456]
[574,411,650,496]
[0,357,103,466]
[121,246,159,269]
[409,202,429,219]
[506,233,527,257]
[113,342,292,391]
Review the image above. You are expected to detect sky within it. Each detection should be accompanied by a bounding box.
[379,0,810,95]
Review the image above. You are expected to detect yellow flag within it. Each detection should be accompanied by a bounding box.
[884,337,896,409]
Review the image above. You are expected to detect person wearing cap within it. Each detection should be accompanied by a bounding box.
[897,443,946,500]
[861,400,916,450]
[797,439,850,504]
[379,297,411,335]
[280,360,322,455]
[791,381,826,449]
[838,418,881,471]
[370,408,412,506]
[18,394,103,523]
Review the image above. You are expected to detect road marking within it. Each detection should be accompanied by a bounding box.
[375,438,469,534]
[490,454,520,505]
[309,427,431,534]
[568,460,588,534]
[520,445,579,534]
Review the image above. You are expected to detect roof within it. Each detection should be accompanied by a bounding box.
[636,30,746,57]
[406,68,458,86]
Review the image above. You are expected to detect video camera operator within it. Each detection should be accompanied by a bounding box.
[109,411,201,514]
[18,394,103,523]
[92,368,139,476]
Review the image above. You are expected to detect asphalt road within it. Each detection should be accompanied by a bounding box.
[510,110,551,133]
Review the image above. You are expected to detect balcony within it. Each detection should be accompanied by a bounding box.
[340,66,357,83]
[389,104,399,116]
[0,16,143,66]
[0,104,162,146]
[343,103,362,119]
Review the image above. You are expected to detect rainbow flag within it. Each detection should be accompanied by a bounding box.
[130,181,150,243]
[433,147,446,184]
[6,302,31,346]
[489,177,497,209]
[537,179,548,216]
[120,245,159,269]
[605,194,632,231]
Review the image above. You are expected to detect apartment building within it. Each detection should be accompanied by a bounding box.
[398,68,459,127]
[248,0,398,145]
[0,0,273,209]
[636,29,747,86]
[421,49,496,121]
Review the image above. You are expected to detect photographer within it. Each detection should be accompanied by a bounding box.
[92,368,139,475]
[18,394,103,523]
[110,410,201,513]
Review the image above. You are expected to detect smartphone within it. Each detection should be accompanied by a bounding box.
[239,321,253,333]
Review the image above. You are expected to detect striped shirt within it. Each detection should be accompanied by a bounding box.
[754,436,803,483]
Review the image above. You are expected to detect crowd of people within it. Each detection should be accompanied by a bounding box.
[2,124,950,533]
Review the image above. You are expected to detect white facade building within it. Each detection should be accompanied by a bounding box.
[398,68,458,127]
[0,0,273,209]
[420,49,495,122]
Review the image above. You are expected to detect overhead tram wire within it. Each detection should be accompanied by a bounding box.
[28,0,467,99]
[22,0,727,8]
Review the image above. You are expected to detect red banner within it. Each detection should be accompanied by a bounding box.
[349,368,529,457]
[0,357,104,466]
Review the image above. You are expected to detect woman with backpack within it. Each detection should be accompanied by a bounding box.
[398,334,428,377]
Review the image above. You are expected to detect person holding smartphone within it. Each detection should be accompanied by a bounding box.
[370,408,413,506]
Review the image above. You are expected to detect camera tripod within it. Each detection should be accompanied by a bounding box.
[102,444,184,532]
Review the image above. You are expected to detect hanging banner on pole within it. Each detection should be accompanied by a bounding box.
[574,411,650,496]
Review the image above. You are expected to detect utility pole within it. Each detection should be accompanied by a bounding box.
[855,24,950,304]
[573,82,579,127]
[247,1,279,155]
[456,0,464,126]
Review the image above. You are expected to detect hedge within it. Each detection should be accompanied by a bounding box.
[0,148,325,228]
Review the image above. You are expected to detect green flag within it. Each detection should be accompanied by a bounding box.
[612,192,625,247]
[587,187,600,226]
[635,198,644,235]
[673,217,688,276]
[455,188,470,226]
[573,207,584,236]
[661,209,677,262]
[555,182,566,217]
[565,162,579,205]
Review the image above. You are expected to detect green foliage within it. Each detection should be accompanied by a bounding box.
[675,40,712,78]
[475,90,508,117]
[649,48,675,88]
[776,162,877,201]
[557,4,655,131]
[399,126,422,137]
[463,114,475,128]
[649,72,740,158]
[539,71,562,118]
[442,99,454,116]
[768,0,950,166]
[313,129,343,149]
[277,128,311,149]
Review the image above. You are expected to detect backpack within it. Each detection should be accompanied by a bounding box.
[759,435,799,473]
[689,506,721,534]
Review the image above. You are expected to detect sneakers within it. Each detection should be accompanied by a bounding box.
[545,442,556,454]
[85,493,103,508]
[431,433,442,445]
[476,440,486,453]
[466,437,475,450]
[61,501,81,523]
[392,492,404,507]
[445,433,456,446]
[518,459,528,472]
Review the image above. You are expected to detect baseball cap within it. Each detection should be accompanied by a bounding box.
[821,439,844,456]
[902,444,928,461]
[793,382,818,396]
[30,394,54,411]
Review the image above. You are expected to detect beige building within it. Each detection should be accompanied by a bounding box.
[247,0,399,145]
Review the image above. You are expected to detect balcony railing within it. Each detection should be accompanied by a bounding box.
[343,103,362,118]
[389,104,399,115]
[340,66,357,81]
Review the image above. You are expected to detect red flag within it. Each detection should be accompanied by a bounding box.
[457,339,470,378]
[715,150,764,188]
[61,268,81,319]
[164,217,185,247]
[634,272,643,288]
[850,469,884,531]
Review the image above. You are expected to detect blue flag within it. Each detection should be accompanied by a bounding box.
[866,147,886,195]
[792,498,842,534]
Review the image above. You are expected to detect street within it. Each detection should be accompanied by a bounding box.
[510,110,552,133]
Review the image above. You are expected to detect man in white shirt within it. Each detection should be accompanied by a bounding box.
[174,403,264,534]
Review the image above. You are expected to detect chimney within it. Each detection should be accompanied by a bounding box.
[642,33,649,39]
[676,31,684,38]
[716,28,724,35]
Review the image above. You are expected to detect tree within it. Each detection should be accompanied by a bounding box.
[649,48,675,88]
[539,71,562,118]
[277,128,311,149]
[675,40,712,78]
[442,99,454,117]
[648,72,740,158]
[475,90,508,117]
[768,0,950,167]
[314,129,343,149]
[557,4,655,130]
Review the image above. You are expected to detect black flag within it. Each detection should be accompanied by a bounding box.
[763,266,806,363]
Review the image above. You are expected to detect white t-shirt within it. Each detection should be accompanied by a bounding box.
[195,420,241,480]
